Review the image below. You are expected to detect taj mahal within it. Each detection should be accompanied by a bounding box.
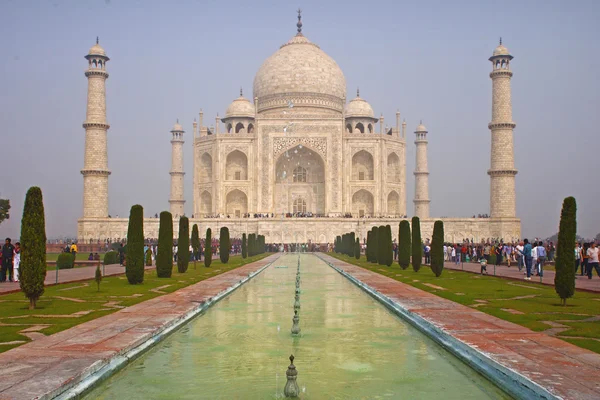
[77,12,520,244]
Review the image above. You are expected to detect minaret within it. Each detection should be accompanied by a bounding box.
[413,122,430,218]
[488,39,517,218]
[82,38,110,218]
[169,121,185,217]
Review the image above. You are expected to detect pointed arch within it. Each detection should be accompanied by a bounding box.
[199,190,212,216]
[200,153,213,182]
[352,189,374,217]
[226,150,248,180]
[387,152,401,183]
[235,122,245,133]
[226,189,248,217]
[387,190,400,216]
[355,122,365,133]
[352,150,374,180]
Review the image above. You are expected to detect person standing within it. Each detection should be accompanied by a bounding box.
[495,243,503,266]
[1,238,15,282]
[522,239,533,280]
[581,243,590,276]
[531,242,538,276]
[516,241,524,271]
[70,242,78,260]
[484,244,491,263]
[536,241,546,277]
[13,242,20,282]
[586,242,600,279]
[575,242,583,275]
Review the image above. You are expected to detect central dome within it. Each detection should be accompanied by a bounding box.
[253,33,346,113]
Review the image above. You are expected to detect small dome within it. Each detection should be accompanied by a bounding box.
[416,123,427,132]
[171,122,184,132]
[225,95,255,118]
[88,42,106,57]
[493,44,510,57]
[345,93,374,119]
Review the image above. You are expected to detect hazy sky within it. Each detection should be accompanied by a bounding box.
[1,0,599,240]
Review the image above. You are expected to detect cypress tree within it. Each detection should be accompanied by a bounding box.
[259,235,265,253]
[248,233,254,257]
[555,197,577,305]
[125,205,145,284]
[220,227,230,263]
[205,228,212,267]
[191,224,200,269]
[156,211,174,277]
[19,187,46,310]
[430,220,445,277]
[384,225,393,266]
[350,232,356,257]
[355,238,361,260]
[411,217,422,272]
[177,216,190,273]
[242,233,247,258]
[398,220,411,269]
[366,231,372,262]
[378,225,386,265]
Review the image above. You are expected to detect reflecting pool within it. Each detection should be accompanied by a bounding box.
[86,254,509,399]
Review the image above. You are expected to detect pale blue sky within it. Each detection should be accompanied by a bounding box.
[0,0,598,240]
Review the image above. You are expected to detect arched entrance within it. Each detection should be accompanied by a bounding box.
[226,189,248,217]
[274,145,325,215]
[352,189,374,217]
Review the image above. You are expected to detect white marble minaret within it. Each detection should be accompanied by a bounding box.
[413,122,430,218]
[82,38,110,218]
[488,39,517,218]
[169,121,185,217]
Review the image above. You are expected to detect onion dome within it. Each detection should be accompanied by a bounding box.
[171,120,184,132]
[225,89,255,118]
[88,37,107,57]
[345,89,375,118]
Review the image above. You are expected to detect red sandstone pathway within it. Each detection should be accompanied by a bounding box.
[0,254,280,400]
[0,264,154,295]
[322,254,600,400]
[443,260,600,293]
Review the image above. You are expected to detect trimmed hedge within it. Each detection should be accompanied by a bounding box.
[220,227,230,264]
[156,211,174,278]
[177,216,190,273]
[555,197,577,305]
[355,238,361,260]
[103,251,119,265]
[125,204,145,284]
[204,228,212,268]
[430,220,444,277]
[57,252,75,269]
[411,217,422,272]
[398,220,411,269]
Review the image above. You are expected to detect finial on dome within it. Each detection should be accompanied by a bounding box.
[296,8,303,35]
[177,118,179,123]
[499,37,502,45]
[357,87,360,97]
[240,87,243,97]
[96,36,99,44]
[420,119,422,124]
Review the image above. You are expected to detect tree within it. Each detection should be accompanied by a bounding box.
[350,232,356,257]
[57,252,75,269]
[19,187,46,309]
[378,226,387,265]
[411,217,422,272]
[398,220,411,270]
[0,198,9,224]
[220,227,230,263]
[95,263,102,292]
[204,228,212,267]
[177,216,190,273]
[191,224,200,268]
[384,225,393,266]
[125,205,145,284]
[430,220,445,277]
[242,233,247,259]
[372,227,379,264]
[156,211,174,278]
[355,238,361,260]
[248,233,255,257]
[555,197,577,305]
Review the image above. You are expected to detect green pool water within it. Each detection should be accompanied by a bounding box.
[86,254,510,399]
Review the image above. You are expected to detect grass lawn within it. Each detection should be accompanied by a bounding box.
[329,253,600,354]
[0,253,270,353]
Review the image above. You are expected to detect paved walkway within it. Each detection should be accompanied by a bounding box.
[0,254,280,399]
[0,264,154,295]
[322,254,600,400]
[443,260,600,292]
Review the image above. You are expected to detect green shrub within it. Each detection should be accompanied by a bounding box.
[57,252,75,269]
[430,220,444,277]
[411,217,422,272]
[555,197,577,305]
[384,225,393,266]
[398,220,411,269]
[355,238,360,260]
[103,251,119,265]
[366,231,372,262]
[125,205,145,284]
[191,224,200,268]
[242,233,247,259]
[177,216,190,273]
[248,233,255,257]
[220,227,230,263]
[19,186,47,309]
[204,228,212,268]
[156,211,174,278]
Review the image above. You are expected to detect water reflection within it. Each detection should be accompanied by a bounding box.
[87,254,509,399]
